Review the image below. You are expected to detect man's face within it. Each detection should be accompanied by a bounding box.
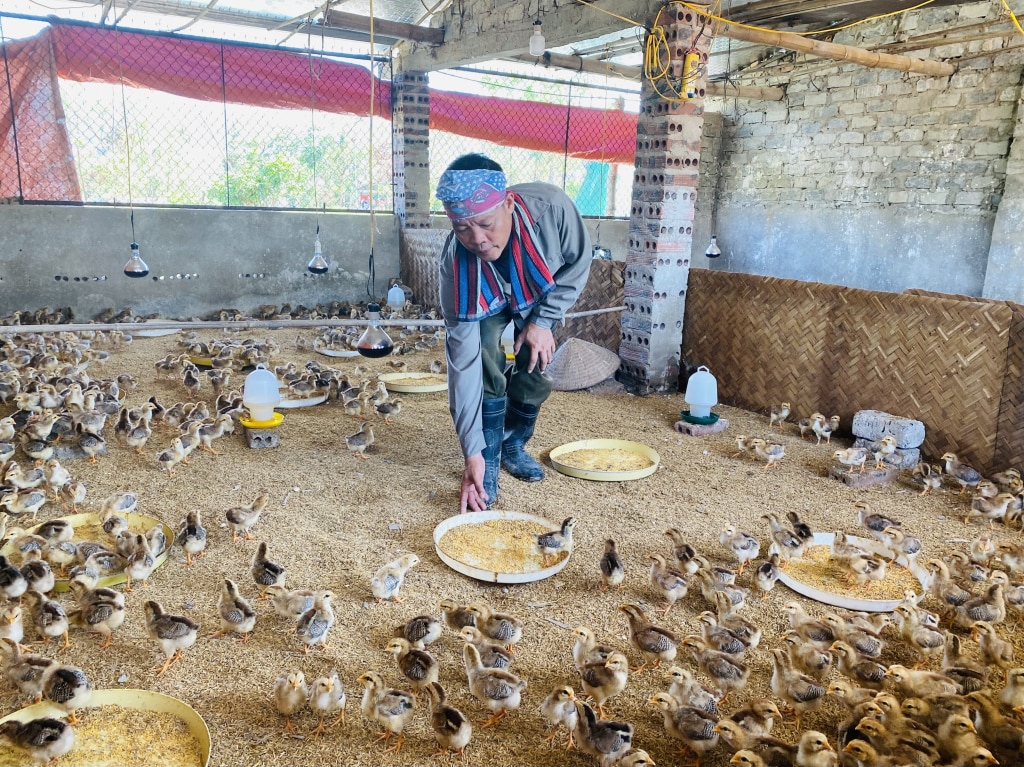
[450,193,514,262]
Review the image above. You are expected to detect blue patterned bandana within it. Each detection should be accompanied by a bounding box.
[436,169,507,221]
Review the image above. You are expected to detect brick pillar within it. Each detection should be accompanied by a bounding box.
[391,67,431,230]
[619,4,713,392]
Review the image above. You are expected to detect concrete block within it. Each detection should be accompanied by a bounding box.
[244,426,280,449]
[829,465,901,487]
[673,417,729,437]
[852,438,921,469]
[851,410,925,448]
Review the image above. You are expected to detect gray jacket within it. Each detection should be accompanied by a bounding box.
[439,182,592,457]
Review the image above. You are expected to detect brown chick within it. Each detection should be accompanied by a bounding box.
[769,648,826,730]
[681,635,750,704]
[386,637,439,696]
[345,421,375,459]
[225,491,270,542]
[619,603,680,672]
[750,438,785,469]
[649,554,689,614]
[971,620,1015,670]
[830,640,887,690]
[463,643,526,728]
[884,664,959,698]
[579,650,629,719]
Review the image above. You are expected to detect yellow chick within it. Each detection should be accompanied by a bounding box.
[769,402,790,428]
[357,670,415,753]
[273,670,308,734]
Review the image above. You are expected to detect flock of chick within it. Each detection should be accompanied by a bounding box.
[5,320,1024,766]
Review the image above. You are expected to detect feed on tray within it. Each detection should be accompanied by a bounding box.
[786,544,920,601]
[437,518,565,573]
[381,374,447,387]
[0,705,203,767]
[555,447,654,473]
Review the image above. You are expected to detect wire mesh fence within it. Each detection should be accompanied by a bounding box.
[1,16,636,218]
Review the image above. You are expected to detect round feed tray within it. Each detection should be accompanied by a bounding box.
[314,347,360,358]
[276,392,328,409]
[771,531,930,613]
[549,439,659,481]
[0,688,211,767]
[239,412,284,429]
[0,512,173,593]
[378,372,448,393]
[434,510,572,584]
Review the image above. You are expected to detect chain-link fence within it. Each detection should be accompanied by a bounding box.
[2,16,638,217]
[430,70,635,218]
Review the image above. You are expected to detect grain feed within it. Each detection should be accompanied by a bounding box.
[786,544,920,600]
[437,519,565,573]
[555,447,653,473]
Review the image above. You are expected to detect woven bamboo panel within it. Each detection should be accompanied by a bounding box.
[400,229,450,310]
[554,259,625,352]
[682,270,842,428]
[684,271,1014,473]
[907,289,1024,472]
[830,288,1010,471]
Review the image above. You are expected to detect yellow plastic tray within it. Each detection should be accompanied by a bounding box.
[433,510,572,584]
[0,512,173,593]
[239,412,284,429]
[549,438,660,481]
[0,688,211,766]
[378,372,448,393]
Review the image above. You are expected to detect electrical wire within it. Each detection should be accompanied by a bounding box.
[113,0,137,243]
[1003,0,1024,37]
[0,14,25,200]
[366,0,376,298]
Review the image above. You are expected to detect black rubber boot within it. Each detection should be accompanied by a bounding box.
[481,397,506,507]
[501,399,544,482]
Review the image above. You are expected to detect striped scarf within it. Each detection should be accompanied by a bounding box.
[452,192,556,322]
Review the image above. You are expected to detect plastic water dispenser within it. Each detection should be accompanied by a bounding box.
[243,364,281,422]
[683,365,718,418]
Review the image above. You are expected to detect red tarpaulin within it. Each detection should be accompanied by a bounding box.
[1,24,637,201]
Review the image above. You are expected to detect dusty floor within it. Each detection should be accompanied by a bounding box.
[0,328,1013,767]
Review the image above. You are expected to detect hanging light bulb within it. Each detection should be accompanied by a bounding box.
[307,231,329,274]
[123,241,150,277]
[704,234,721,259]
[356,302,395,358]
[529,19,545,56]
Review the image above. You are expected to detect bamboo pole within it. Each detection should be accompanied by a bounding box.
[0,307,626,336]
[720,25,956,77]
[515,52,786,100]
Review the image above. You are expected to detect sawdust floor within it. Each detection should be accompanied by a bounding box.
[0,329,1007,767]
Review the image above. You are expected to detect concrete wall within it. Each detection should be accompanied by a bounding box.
[697,0,1022,296]
[0,204,399,319]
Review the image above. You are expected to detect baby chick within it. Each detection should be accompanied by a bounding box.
[175,510,207,565]
[424,681,471,756]
[834,446,869,474]
[211,578,256,642]
[144,600,199,676]
[265,585,314,621]
[719,525,760,575]
[156,437,187,478]
[762,513,806,567]
[296,590,335,653]
[829,640,887,690]
[386,637,440,696]
[681,636,750,703]
[463,643,526,728]
[942,452,984,494]
[884,664,959,698]
[66,581,125,650]
[750,438,785,469]
[620,604,680,671]
[466,603,523,651]
[0,717,74,764]
[273,670,308,734]
[439,599,476,633]
[649,692,719,767]
[459,625,513,669]
[571,625,614,671]
[536,516,576,567]
[370,553,419,603]
[965,492,1016,528]
[538,685,577,750]
[769,402,790,428]
[575,700,634,765]
[579,651,629,719]
[345,421,375,459]
[308,670,346,735]
[649,555,689,614]
[912,461,943,495]
[668,665,719,715]
[971,620,1015,670]
[769,648,826,729]
[867,435,898,469]
[23,590,70,651]
[225,491,270,542]
[599,538,625,591]
[397,615,442,648]
[250,541,286,599]
[41,664,91,725]
[354,671,413,753]
[754,554,782,597]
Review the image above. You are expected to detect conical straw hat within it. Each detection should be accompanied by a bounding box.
[547,338,621,391]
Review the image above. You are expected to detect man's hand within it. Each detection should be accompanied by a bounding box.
[514,322,555,374]
[460,453,489,513]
